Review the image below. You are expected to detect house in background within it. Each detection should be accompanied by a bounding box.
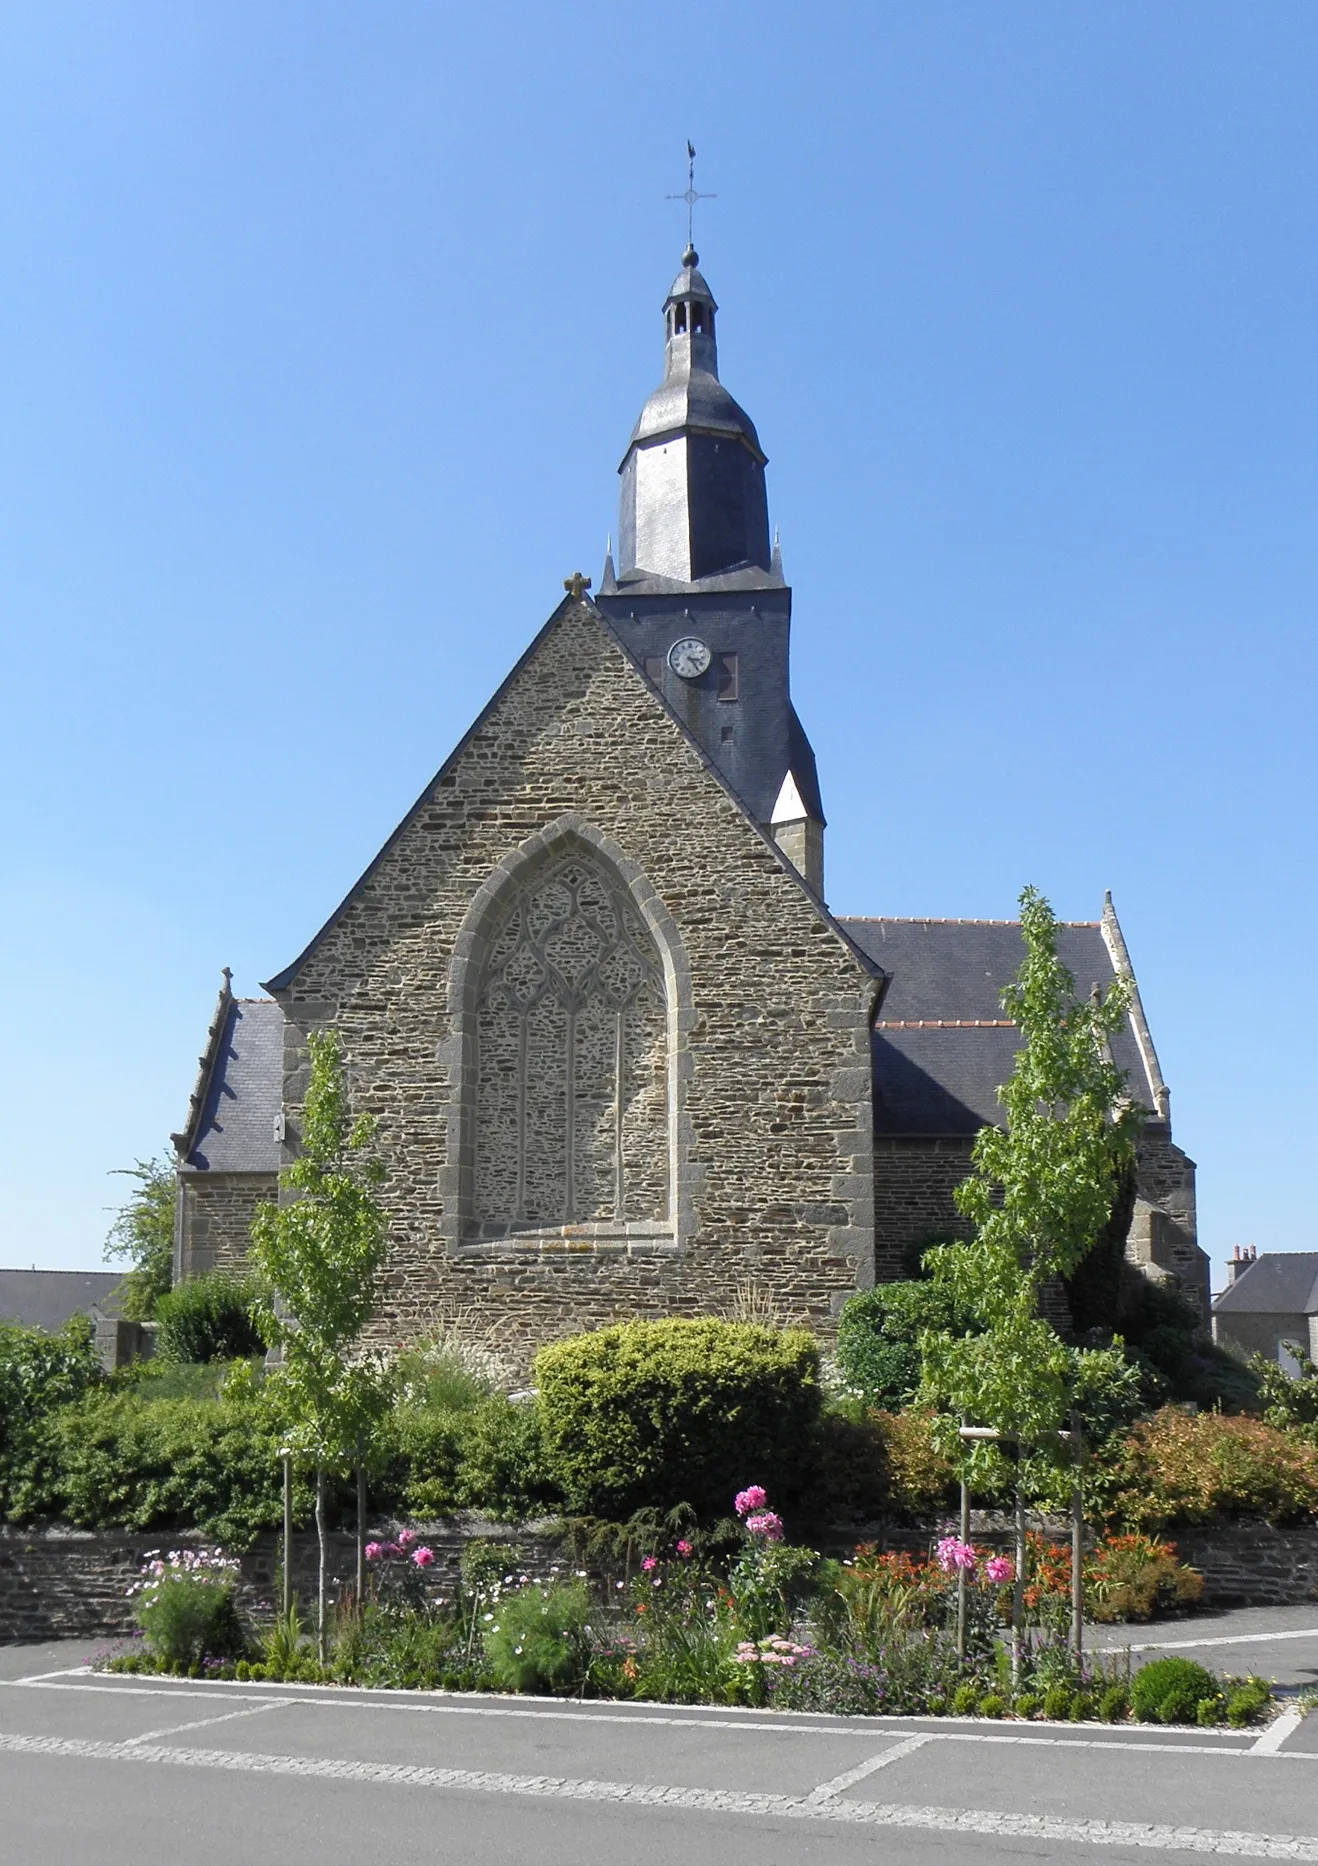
[1212,1248,1318,1372]
[0,1268,123,1333]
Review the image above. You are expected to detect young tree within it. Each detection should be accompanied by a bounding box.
[104,1157,176,1319]
[918,886,1145,1669]
[249,1029,388,1658]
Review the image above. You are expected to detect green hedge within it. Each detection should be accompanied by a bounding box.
[835,1281,965,1409]
[154,1273,266,1364]
[535,1318,821,1521]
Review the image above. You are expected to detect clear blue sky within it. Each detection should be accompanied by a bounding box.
[2,3,1314,1289]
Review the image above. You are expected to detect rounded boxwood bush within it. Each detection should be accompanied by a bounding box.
[534,1319,821,1521]
[1131,1656,1221,1725]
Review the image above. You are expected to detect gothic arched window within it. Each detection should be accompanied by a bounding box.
[471,849,669,1236]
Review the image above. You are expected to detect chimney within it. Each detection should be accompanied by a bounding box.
[1227,1245,1259,1285]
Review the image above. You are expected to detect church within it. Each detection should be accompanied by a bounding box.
[171,243,1210,1356]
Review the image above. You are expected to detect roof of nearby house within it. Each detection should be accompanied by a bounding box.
[175,994,283,1175]
[838,913,1160,1138]
[1213,1253,1318,1316]
[0,1268,125,1332]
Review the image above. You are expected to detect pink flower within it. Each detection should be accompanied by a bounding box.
[675,1540,693,1558]
[382,1542,402,1559]
[936,1536,976,1574]
[985,1556,1014,1585]
[397,1529,419,1551]
[734,1486,768,1517]
[364,1542,383,1562]
[411,1546,435,1569]
[744,1511,784,1543]
[641,1556,658,1572]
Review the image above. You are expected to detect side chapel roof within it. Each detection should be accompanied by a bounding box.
[172,976,283,1175]
[840,905,1168,1138]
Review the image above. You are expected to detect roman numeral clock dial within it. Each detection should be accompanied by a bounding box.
[667,637,712,679]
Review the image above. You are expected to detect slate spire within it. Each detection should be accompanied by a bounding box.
[614,248,773,590]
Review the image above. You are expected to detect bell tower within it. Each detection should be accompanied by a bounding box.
[597,247,825,896]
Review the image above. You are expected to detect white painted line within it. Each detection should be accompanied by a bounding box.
[1252,1707,1307,1755]
[10,1667,93,1685]
[0,1679,883,1738]
[1,1731,1317,1858]
[125,1699,294,1746]
[809,1733,932,1798]
[1093,1627,1318,1654]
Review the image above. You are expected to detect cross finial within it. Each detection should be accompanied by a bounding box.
[667,141,715,252]
[563,571,591,600]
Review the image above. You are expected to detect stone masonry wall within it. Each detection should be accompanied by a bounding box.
[270,599,880,1366]
[178,1172,277,1281]
[6,1515,1315,1642]
[0,1522,557,1643]
[872,1136,974,1281]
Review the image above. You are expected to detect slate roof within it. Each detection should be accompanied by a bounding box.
[0,1269,125,1332]
[177,996,283,1174]
[1213,1253,1318,1317]
[838,915,1162,1138]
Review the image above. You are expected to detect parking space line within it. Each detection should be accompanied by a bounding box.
[125,1700,295,1746]
[808,1733,932,1798]
[10,1667,93,1685]
[2,1730,1318,1858]
[1092,1628,1318,1653]
[1252,1707,1306,1755]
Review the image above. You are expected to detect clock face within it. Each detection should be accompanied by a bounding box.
[668,636,712,679]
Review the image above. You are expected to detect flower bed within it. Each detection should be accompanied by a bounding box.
[100,1487,1272,1730]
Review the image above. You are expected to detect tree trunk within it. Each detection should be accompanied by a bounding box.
[1010,1471,1027,1688]
[315,1466,328,1667]
[356,1456,366,1608]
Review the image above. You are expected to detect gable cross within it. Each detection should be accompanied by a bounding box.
[563,571,591,600]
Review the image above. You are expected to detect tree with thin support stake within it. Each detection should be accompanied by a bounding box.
[918,886,1144,1683]
[250,1029,389,1663]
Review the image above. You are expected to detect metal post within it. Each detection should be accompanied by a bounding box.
[280,1447,293,1620]
[957,1431,970,1661]
[1071,1411,1084,1665]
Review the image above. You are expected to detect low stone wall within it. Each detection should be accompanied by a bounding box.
[0,1521,557,1645]
[3,1515,1315,1643]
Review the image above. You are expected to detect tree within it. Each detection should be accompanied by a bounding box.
[917,886,1145,1668]
[104,1157,176,1320]
[249,1029,388,1658]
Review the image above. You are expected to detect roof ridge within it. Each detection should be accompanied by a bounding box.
[838,916,1101,928]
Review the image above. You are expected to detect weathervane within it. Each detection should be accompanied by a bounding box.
[667,141,715,252]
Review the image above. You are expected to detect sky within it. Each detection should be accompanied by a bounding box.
[1,2,1314,1291]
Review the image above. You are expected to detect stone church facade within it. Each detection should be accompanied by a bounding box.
[172,244,1209,1354]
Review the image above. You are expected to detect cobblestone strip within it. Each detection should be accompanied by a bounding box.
[1,1731,1316,1856]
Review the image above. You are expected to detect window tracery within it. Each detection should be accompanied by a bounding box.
[472,850,668,1234]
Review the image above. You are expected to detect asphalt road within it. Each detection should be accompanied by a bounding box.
[2,1606,1316,1865]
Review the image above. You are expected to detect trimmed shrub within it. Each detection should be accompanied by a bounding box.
[836,1282,963,1409]
[1105,1408,1318,1527]
[44,1383,307,1547]
[1131,1656,1221,1725]
[154,1274,265,1365]
[1042,1683,1073,1721]
[1097,1685,1130,1723]
[976,1693,1006,1719]
[0,1316,104,1520]
[535,1320,821,1521]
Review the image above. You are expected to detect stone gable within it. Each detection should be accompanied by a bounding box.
[269,598,880,1361]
